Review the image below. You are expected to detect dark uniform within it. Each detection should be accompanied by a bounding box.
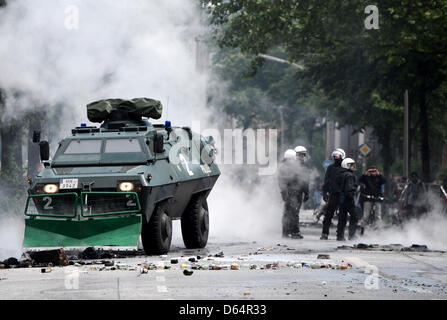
[335,167,358,240]
[321,159,343,237]
[278,160,309,237]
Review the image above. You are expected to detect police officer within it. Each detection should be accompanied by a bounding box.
[278,149,309,239]
[320,148,345,240]
[294,146,308,163]
[335,158,358,241]
[295,145,311,209]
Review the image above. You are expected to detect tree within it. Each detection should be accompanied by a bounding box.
[207,46,327,170]
[204,0,447,181]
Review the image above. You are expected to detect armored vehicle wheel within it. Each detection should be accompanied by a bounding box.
[181,194,209,249]
[141,201,172,255]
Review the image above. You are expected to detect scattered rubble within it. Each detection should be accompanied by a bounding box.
[78,247,139,259]
[0,255,356,274]
[139,268,149,274]
[4,257,19,268]
[29,249,68,266]
[230,264,240,270]
[103,260,114,267]
[286,261,352,270]
[1,251,67,269]
[337,243,443,253]
[401,244,429,252]
[183,269,193,276]
[81,247,99,259]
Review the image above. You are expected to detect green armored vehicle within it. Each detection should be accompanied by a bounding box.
[23,98,220,254]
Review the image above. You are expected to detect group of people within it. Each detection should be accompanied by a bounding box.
[278,147,395,241]
[278,145,447,240]
[319,149,359,240]
[389,172,447,220]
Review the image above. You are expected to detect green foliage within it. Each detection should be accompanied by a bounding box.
[208,45,327,170]
[203,0,447,178]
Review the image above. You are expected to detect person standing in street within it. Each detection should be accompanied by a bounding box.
[358,166,386,234]
[320,148,345,240]
[278,149,309,239]
[335,158,358,241]
[295,145,311,211]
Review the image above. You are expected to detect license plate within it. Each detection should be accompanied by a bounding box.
[59,178,79,189]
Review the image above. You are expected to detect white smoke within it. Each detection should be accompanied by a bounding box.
[208,167,283,241]
[0,214,25,260]
[360,191,447,251]
[0,0,208,127]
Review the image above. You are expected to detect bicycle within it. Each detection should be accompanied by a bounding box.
[359,194,384,235]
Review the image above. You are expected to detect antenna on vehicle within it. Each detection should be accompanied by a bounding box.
[165,96,170,122]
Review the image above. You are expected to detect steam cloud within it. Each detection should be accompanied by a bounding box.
[0,0,208,126]
[0,215,24,260]
[361,191,447,251]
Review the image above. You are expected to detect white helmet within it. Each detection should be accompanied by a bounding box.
[335,148,346,159]
[331,150,343,160]
[294,146,307,154]
[284,149,296,160]
[294,146,307,161]
[341,158,356,170]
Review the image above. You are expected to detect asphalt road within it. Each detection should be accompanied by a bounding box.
[1,211,446,300]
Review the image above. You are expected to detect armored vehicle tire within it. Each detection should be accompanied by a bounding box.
[181,194,209,249]
[141,201,172,255]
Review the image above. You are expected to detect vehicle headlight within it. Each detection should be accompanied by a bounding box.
[119,182,134,192]
[43,184,59,194]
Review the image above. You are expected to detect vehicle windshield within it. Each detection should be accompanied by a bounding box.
[104,138,142,153]
[64,139,102,154]
[54,137,146,166]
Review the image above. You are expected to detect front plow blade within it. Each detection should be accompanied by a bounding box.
[23,215,142,248]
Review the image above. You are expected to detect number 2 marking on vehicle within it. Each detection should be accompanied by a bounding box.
[43,196,53,210]
[126,195,137,207]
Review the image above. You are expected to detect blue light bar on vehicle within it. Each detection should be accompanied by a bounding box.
[165,120,172,130]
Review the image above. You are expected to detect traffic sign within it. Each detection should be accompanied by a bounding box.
[359,143,372,156]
